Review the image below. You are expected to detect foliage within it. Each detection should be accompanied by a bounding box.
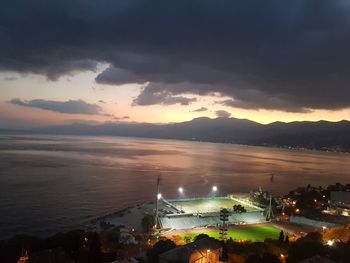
[100,228,120,252]
[233,204,247,213]
[246,253,281,263]
[194,233,210,242]
[142,214,155,233]
[287,232,325,263]
[0,230,106,263]
[89,232,102,263]
[147,239,176,263]
[278,230,284,243]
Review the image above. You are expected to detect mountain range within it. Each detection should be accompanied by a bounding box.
[9,117,349,152]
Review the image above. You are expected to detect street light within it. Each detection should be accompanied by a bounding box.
[327,240,334,246]
[157,193,162,200]
[178,187,184,193]
[212,185,218,192]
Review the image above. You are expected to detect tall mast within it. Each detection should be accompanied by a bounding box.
[266,195,274,221]
[155,175,161,229]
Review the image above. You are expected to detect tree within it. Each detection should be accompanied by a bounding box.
[278,231,284,243]
[233,205,247,213]
[142,214,155,233]
[89,232,102,263]
[246,253,281,263]
[147,239,176,263]
[287,232,326,263]
[194,234,210,242]
[285,235,289,244]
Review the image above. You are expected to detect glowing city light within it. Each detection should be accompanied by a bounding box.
[178,187,184,193]
[327,240,334,246]
[212,185,218,192]
[157,193,162,200]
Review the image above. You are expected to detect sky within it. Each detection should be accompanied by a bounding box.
[1,0,350,129]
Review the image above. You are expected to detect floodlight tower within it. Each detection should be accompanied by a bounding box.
[266,195,274,221]
[219,208,229,241]
[155,176,161,229]
[212,185,218,199]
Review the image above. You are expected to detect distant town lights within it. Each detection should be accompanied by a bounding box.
[178,187,184,193]
[212,185,218,192]
[157,193,162,200]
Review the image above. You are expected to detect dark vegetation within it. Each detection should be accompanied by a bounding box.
[141,214,155,233]
[0,229,120,263]
[150,231,350,263]
[2,228,350,262]
[233,204,247,213]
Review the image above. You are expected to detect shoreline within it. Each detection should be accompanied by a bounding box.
[1,132,349,155]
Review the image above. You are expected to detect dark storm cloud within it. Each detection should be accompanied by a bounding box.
[215,110,231,118]
[2,1,350,111]
[132,83,197,106]
[191,107,208,112]
[10,98,102,115]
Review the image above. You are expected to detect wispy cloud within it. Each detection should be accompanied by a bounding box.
[191,107,208,112]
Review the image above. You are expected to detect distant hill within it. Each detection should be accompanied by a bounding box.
[4,117,350,152]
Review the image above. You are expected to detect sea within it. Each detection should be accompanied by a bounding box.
[0,134,349,239]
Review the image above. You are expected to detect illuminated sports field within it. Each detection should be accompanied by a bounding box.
[171,198,258,214]
[178,225,282,242]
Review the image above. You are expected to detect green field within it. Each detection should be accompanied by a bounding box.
[171,198,257,213]
[179,225,281,242]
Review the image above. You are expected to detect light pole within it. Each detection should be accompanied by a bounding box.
[212,185,217,198]
[155,176,161,229]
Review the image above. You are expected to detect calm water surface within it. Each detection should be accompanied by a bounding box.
[0,134,349,238]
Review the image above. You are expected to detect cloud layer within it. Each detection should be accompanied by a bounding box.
[191,107,208,112]
[2,1,350,111]
[10,99,102,115]
[215,110,231,118]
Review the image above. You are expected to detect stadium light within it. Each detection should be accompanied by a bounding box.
[178,187,184,193]
[212,185,218,192]
[157,193,162,200]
